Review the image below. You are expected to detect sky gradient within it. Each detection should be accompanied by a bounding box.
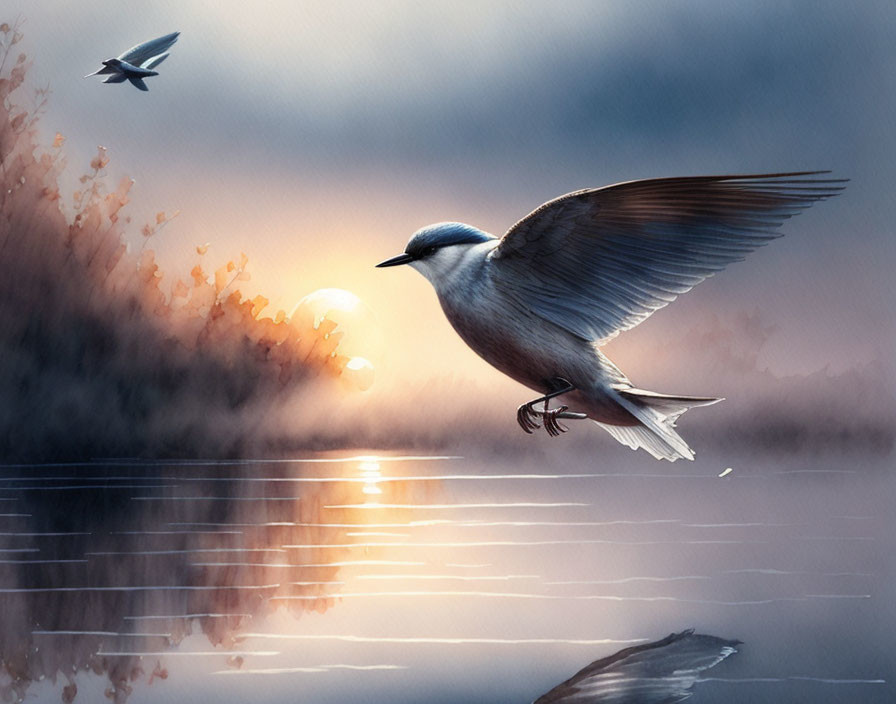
[5,0,895,432]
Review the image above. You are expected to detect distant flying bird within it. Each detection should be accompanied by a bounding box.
[377,172,844,461]
[85,31,180,91]
[533,629,741,703]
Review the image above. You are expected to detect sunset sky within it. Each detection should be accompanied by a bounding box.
[3,6,895,701]
[7,0,895,400]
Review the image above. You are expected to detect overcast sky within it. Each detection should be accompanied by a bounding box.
[7,0,895,385]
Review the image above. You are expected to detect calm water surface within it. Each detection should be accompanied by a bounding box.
[0,448,891,703]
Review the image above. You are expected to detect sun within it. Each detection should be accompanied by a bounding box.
[293,288,380,390]
[292,288,362,326]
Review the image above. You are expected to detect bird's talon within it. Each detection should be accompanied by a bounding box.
[541,405,572,437]
[516,380,583,436]
[516,404,542,433]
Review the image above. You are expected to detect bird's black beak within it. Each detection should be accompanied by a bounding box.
[376,253,415,268]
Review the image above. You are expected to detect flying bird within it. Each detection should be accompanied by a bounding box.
[377,172,844,461]
[533,629,741,703]
[85,31,180,91]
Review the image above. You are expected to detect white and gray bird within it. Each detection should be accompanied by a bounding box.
[377,172,844,461]
[85,31,180,91]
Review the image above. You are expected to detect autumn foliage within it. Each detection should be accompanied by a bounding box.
[0,25,352,461]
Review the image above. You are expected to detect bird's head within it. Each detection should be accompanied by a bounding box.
[376,222,494,282]
[102,58,122,69]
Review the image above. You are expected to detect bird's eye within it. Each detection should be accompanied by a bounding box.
[423,246,437,257]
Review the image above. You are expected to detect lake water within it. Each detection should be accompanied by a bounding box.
[1,447,891,703]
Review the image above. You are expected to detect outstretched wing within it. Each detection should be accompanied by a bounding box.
[128,77,149,92]
[118,31,180,67]
[534,629,741,704]
[143,52,170,70]
[490,172,845,343]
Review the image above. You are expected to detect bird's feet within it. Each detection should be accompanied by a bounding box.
[516,379,587,437]
[542,405,571,437]
[516,402,587,436]
[517,403,543,433]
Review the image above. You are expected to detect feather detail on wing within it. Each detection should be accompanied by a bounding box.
[142,52,170,70]
[118,31,180,67]
[490,172,845,343]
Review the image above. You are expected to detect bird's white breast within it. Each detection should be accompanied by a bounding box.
[412,241,602,391]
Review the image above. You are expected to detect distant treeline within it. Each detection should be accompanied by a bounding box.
[0,30,353,461]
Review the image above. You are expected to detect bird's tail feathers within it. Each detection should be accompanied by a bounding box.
[85,66,116,78]
[601,388,722,461]
[619,388,721,419]
[594,421,689,462]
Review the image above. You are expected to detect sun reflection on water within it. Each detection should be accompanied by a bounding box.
[358,457,383,500]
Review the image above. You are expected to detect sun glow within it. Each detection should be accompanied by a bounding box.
[291,289,379,389]
[292,288,361,328]
[346,356,375,390]
[348,357,373,371]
